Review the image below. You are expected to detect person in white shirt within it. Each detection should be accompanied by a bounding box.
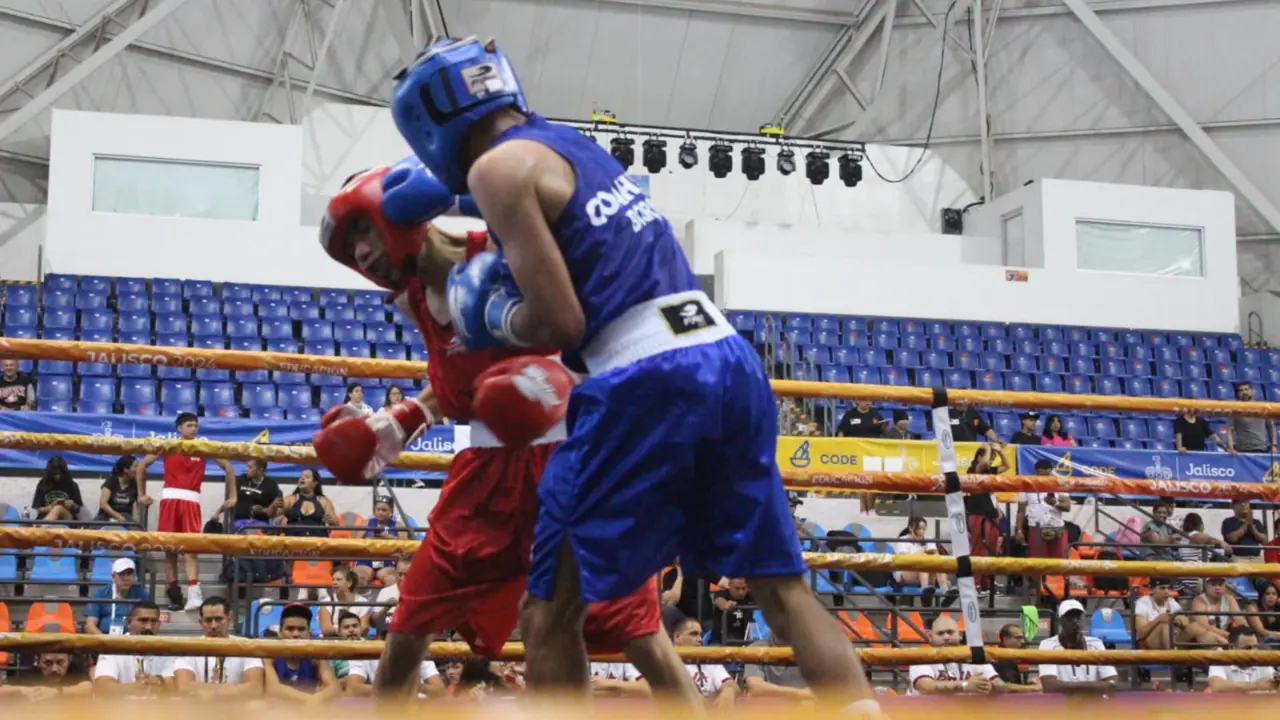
[173,596,264,698]
[346,619,446,698]
[1016,460,1072,559]
[892,516,950,594]
[344,383,375,417]
[93,601,174,697]
[1038,599,1117,696]
[318,565,371,637]
[371,559,409,629]
[1208,626,1280,693]
[589,661,649,697]
[1135,577,1222,649]
[908,615,1001,696]
[671,616,738,707]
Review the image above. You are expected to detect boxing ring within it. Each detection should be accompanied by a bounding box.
[3,336,1280,692]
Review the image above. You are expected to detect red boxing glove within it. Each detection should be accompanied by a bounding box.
[312,399,433,485]
[472,356,575,447]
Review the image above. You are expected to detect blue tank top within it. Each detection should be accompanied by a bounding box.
[273,658,319,689]
[490,114,701,349]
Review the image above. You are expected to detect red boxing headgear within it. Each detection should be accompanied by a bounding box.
[320,167,426,292]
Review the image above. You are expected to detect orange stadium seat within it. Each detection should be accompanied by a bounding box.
[0,602,9,666]
[292,560,334,587]
[330,513,367,539]
[25,602,74,633]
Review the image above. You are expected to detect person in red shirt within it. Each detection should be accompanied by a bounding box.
[135,412,236,611]
[312,162,698,704]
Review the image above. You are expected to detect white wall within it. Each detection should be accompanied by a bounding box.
[0,203,47,281]
[45,110,376,289]
[718,179,1240,333]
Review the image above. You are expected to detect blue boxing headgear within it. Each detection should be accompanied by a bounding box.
[391,37,529,195]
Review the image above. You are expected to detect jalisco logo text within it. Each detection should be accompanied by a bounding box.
[85,351,215,369]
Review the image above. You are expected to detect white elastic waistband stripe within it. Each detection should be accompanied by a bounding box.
[161,488,201,503]
[579,290,734,375]
[469,419,567,448]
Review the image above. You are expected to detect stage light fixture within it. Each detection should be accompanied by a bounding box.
[642,137,667,173]
[708,142,734,179]
[741,145,766,181]
[678,140,699,169]
[805,150,830,185]
[838,151,863,187]
[776,147,796,176]
[610,136,635,170]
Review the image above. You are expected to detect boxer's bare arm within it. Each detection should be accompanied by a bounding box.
[467,140,584,349]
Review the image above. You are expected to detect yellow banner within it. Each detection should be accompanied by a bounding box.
[777,437,1013,500]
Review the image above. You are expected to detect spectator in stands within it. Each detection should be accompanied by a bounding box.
[1263,518,1280,564]
[1222,498,1267,563]
[1179,512,1233,562]
[344,382,374,417]
[789,492,820,541]
[660,558,713,627]
[882,410,916,440]
[1039,414,1076,447]
[318,565,370,637]
[1134,577,1221,649]
[991,623,1041,692]
[1038,599,1117,696]
[371,559,408,629]
[136,412,237,611]
[893,516,950,599]
[232,458,282,531]
[1175,408,1225,453]
[346,618,445,698]
[92,601,171,696]
[743,624,813,702]
[84,558,151,635]
[31,455,82,522]
[710,578,753,645]
[1245,584,1280,646]
[0,358,35,410]
[671,615,738,707]
[1141,500,1183,561]
[1009,412,1040,445]
[1226,382,1276,455]
[97,455,151,523]
[587,660,648,698]
[908,615,1000,695]
[354,497,409,585]
[282,468,338,537]
[1207,626,1280,693]
[836,401,885,438]
[1192,577,1244,640]
[173,596,264,697]
[454,660,522,701]
[264,603,341,703]
[19,652,92,696]
[1017,460,1071,591]
[949,407,1001,445]
[384,385,405,408]
[330,611,364,690]
[964,443,1008,595]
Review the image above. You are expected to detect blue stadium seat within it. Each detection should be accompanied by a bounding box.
[4,285,35,307]
[288,408,321,421]
[333,322,364,342]
[1240,366,1263,383]
[340,341,371,358]
[1125,378,1152,397]
[976,371,1002,390]
[40,399,71,413]
[250,407,286,420]
[115,292,146,313]
[188,297,221,317]
[1240,348,1262,366]
[304,340,335,356]
[150,279,181,296]
[38,376,72,402]
[161,381,197,406]
[408,344,427,363]
[117,331,150,346]
[44,274,75,291]
[282,287,312,304]
[42,309,75,329]
[1183,380,1208,399]
[915,368,941,388]
[189,336,220,351]
[43,289,73,309]
[368,322,399,344]
[150,295,181,315]
[262,339,295,356]
[184,280,214,298]
[75,290,107,310]
[900,334,927,351]
[4,307,35,327]
[224,299,255,318]
[76,399,113,414]
[127,403,158,416]
[980,322,1004,338]
[1101,358,1125,376]
[227,318,259,338]
[1065,375,1090,394]
[1154,378,1179,398]
[41,328,73,341]
[976,352,1002,372]
[114,277,146,295]
[923,349,950,369]
[822,366,851,384]
[4,326,35,339]
[79,377,116,403]
[242,383,277,409]
[355,306,387,324]
[319,289,349,308]
[30,548,79,583]
[988,337,1012,354]
[1127,344,1152,362]
[952,322,977,338]
[351,290,385,307]
[1169,332,1192,347]
[120,380,156,404]
[230,338,263,352]
[401,325,423,344]
[1183,362,1207,380]
[1211,363,1235,381]
[1071,342,1096,357]
[1069,357,1094,375]
[952,350,980,371]
[944,370,971,388]
[189,316,221,338]
[1211,381,1234,400]
[1126,359,1151,376]
[115,311,147,334]
[1004,372,1029,392]
[37,358,73,374]
[199,382,236,409]
[300,320,333,341]
[79,309,113,332]
[196,367,230,382]
[232,371,267,385]
[319,386,347,408]
[1089,417,1117,438]
[154,313,187,335]
[1010,353,1035,373]
[364,386,388,408]
[252,286,284,302]
[1034,373,1062,392]
[1120,418,1148,440]
[376,343,408,361]
[156,333,190,348]
[258,300,289,319]
[1223,334,1243,352]
[260,320,292,340]
[845,330,868,348]
[270,371,305,386]
[290,302,321,321]
[278,385,313,409]
[897,350,921,368]
[222,283,253,300]
[1207,347,1231,364]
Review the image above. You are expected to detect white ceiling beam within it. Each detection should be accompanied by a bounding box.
[1061,0,1280,236]
[0,0,196,145]
[0,0,137,106]
[876,114,1280,146]
[786,1,892,135]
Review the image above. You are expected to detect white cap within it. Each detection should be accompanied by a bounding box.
[111,558,136,574]
[1058,599,1086,617]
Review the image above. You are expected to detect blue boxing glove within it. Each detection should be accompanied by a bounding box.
[446,251,529,351]
[381,155,482,224]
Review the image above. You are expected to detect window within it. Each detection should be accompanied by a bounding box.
[92,156,260,221]
[1076,220,1204,278]
[1002,211,1025,267]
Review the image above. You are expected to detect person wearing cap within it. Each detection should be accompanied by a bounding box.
[1009,412,1041,445]
[1037,599,1117,695]
[1191,577,1243,641]
[1207,626,1280,693]
[93,600,173,696]
[908,615,1001,695]
[84,557,151,636]
[1135,577,1222,650]
[881,410,916,441]
[1017,459,1072,598]
[264,603,341,703]
[788,492,820,541]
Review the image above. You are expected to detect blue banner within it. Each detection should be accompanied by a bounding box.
[0,412,455,480]
[1016,444,1280,491]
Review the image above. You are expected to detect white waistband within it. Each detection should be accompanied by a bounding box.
[161,488,200,503]
[468,419,567,449]
[579,290,735,375]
